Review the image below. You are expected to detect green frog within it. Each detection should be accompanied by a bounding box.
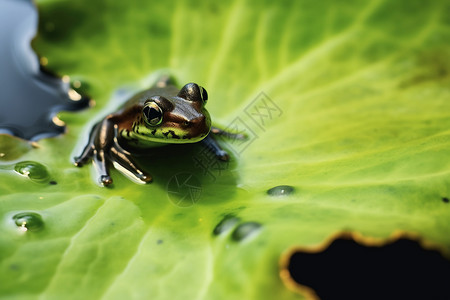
[74,77,242,186]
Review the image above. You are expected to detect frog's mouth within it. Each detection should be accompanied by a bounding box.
[132,125,210,144]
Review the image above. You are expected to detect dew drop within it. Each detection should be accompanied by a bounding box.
[267,185,295,196]
[231,222,262,241]
[12,212,44,232]
[213,214,240,236]
[14,161,50,183]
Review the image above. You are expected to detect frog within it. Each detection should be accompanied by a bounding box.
[74,76,243,186]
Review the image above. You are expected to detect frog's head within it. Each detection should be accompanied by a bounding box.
[133,83,211,143]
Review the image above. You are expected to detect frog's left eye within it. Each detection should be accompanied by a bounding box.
[143,101,163,126]
[199,86,208,103]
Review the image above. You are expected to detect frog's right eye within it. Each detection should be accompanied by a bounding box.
[143,101,163,126]
[178,83,206,103]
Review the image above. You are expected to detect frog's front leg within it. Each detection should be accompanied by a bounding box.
[74,117,115,185]
[109,142,152,183]
[210,126,246,140]
[201,126,247,161]
[202,134,229,161]
[75,116,152,186]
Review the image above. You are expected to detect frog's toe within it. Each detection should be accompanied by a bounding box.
[73,146,94,167]
[217,151,230,162]
[100,175,113,186]
[139,174,153,183]
[73,157,86,167]
[236,133,247,140]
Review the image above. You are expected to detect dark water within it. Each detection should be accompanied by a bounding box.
[0,0,88,141]
[287,237,450,300]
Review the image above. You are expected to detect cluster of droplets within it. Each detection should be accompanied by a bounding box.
[3,162,51,233]
[211,185,296,241]
[213,214,262,242]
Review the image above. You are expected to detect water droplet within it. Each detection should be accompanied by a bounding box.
[12,212,44,232]
[267,185,295,196]
[213,214,240,236]
[442,197,449,203]
[14,161,50,183]
[231,222,262,241]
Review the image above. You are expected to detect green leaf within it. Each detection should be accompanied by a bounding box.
[2,0,450,298]
[0,135,32,161]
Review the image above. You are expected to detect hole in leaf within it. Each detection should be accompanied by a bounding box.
[280,233,450,300]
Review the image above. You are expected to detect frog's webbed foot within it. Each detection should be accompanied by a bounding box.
[109,143,152,184]
[74,122,100,167]
[74,119,115,186]
[201,135,230,161]
[93,151,113,186]
[75,149,112,186]
[202,126,248,161]
[73,145,93,167]
[74,118,152,186]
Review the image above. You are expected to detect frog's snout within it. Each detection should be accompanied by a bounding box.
[183,115,210,141]
[191,116,210,136]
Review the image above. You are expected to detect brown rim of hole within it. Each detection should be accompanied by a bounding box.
[278,230,447,300]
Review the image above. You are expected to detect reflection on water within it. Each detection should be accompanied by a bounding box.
[0,0,89,141]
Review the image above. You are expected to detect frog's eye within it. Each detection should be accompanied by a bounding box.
[178,83,207,103]
[199,86,208,103]
[143,101,163,126]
